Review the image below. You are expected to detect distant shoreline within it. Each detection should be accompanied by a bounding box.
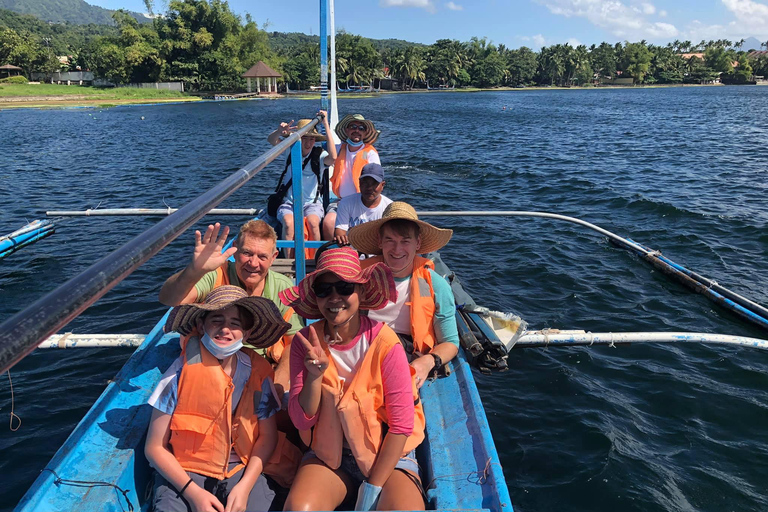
[3,82,764,110]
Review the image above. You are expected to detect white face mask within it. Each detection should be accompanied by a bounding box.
[201,331,243,360]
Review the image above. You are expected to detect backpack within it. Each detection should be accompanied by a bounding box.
[266,146,325,217]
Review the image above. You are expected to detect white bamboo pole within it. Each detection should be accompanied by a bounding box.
[37,333,146,349]
[513,330,768,351]
[47,208,261,217]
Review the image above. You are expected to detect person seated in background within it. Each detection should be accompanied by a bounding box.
[333,162,392,246]
[145,286,298,512]
[321,114,381,240]
[266,111,337,255]
[157,220,301,394]
[278,248,425,511]
[348,202,459,389]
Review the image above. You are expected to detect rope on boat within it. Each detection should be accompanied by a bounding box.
[6,371,21,431]
[425,457,504,489]
[41,469,134,512]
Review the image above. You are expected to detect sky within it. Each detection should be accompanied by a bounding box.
[87,0,768,49]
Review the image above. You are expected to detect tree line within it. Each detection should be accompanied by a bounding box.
[2,1,768,90]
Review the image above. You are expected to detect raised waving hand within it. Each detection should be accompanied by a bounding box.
[191,223,238,273]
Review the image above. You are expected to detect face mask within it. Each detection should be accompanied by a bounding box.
[346,138,364,148]
[201,331,243,360]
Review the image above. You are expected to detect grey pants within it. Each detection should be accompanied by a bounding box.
[152,463,276,512]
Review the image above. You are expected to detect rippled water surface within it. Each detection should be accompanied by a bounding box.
[2,87,768,511]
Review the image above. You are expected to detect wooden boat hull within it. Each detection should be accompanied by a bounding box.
[14,256,513,512]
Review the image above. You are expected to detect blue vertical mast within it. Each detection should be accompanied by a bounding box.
[320,0,329,112]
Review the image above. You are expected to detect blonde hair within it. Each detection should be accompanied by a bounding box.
[236,220,277,249]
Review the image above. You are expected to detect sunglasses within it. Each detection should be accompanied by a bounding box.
[313,280,357,298]
[347,124,367,131]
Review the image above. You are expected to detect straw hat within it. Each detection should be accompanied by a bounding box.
[347,201,453,255]
[335,114,380,145]
[296,118,327,141]
[279,247,395,319]
[165,286,290,349]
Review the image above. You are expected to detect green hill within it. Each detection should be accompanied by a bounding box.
[0,8,117,54]
[0,0,148,25]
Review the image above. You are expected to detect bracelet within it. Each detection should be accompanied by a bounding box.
[177,478,194,498]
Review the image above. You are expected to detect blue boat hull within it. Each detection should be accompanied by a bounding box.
[15,259,513,512]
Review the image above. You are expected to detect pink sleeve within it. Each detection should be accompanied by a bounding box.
[288,327,319,430]
[381,343,414,436]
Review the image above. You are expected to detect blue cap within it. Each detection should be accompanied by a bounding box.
[360,163,385,183]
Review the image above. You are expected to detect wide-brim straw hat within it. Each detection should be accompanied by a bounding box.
[297,118,327,141]
[347,201,453,255]
[279,247,396,320]
[335,114,380,145]
[165,285,290,349]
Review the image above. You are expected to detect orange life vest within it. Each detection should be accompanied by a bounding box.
[298,321,425,477]
[212,264,296,354]
[362,255,437,354]
[330,144,377,197]
[170,337,301,486]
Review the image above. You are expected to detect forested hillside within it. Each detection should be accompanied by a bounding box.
[0,0,147,25]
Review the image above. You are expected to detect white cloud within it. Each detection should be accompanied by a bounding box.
[680,0,768,42]
[566,37,582,46]
[445,1,463,10]
[379,0,436,13]
[536,0,679,40]
[659,9,667,17]
[519,34,548,48]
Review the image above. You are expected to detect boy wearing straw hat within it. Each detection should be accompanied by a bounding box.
[348,202,460,389]
[267,111,338,253]
[146,286,298,512]
[321,113,381,240]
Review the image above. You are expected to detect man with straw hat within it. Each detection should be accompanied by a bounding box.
[146,286,301,512]
[348,201,460,389]
[321,113,381,240]
[267,110,338,253]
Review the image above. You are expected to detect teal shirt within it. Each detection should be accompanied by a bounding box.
[426,269,460,348]
[194,261,303,341]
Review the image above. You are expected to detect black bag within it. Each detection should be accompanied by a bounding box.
[267,148,324,217]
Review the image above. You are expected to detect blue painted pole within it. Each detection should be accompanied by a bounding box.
[319,0,328,112]
[291,140,306,282]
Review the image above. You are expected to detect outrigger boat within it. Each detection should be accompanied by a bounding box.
[7,109,517,510]
[5,2,768,511]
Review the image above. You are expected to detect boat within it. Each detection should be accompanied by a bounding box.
[5,3,768,511]
[7,6,518,501]
[13,248,514,512]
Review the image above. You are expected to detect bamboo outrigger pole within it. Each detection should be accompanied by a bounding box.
[418,210,768,331]
[47,208,261,217]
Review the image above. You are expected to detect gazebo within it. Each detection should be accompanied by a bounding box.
[0,64,23,79]
[242,61,281,94]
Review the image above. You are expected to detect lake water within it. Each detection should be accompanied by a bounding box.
[1,86,768,511]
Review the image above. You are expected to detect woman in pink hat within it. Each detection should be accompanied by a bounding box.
[279,247,425,511]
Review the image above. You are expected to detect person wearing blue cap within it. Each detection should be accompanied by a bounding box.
[333,163,392,246]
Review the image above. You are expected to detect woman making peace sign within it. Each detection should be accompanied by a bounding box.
[279,247,426,511]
